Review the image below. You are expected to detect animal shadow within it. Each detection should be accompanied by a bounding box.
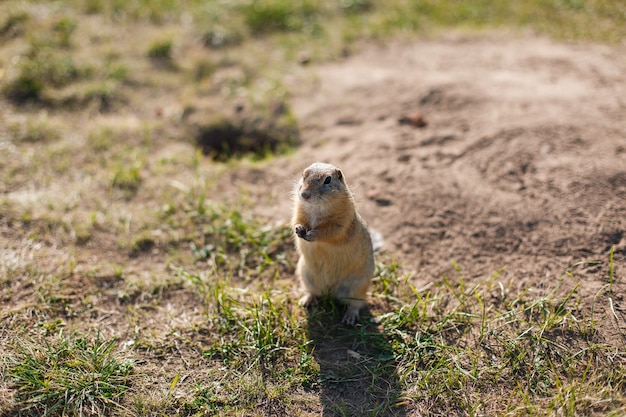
[306,298,407,417]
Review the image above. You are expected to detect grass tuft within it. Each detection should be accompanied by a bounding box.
[0,10,29,38]
[4,38,83,103]
[147,38,176,69]
[111,162,142,196]
[242,0,323,35]
[8,333,134,417]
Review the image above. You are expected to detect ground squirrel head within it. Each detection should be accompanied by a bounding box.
[295,162,347,204]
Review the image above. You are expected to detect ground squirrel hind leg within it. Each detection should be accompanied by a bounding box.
[297,260,320,308]
[335,276,370,325]
[341,298,365,325]
[299,292,318,307]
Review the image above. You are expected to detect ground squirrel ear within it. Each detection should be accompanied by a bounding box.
[337,169,343,181]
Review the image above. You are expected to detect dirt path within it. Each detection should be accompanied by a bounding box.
[254,33,626,344]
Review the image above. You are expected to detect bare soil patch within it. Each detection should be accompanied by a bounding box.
[259,33,626,343]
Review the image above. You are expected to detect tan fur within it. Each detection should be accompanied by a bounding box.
[291,162,375,325]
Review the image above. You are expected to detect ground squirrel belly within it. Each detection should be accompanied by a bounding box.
[292,162,375,325]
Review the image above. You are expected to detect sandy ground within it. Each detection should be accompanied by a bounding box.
[249,33,626,345]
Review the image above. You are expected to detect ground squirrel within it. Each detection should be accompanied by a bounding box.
[292,162,375,325]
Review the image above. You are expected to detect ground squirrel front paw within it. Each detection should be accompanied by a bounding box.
[295,224,307,238]
[295,224,317,241]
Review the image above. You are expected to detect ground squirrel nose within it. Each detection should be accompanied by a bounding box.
[301,190,311,200]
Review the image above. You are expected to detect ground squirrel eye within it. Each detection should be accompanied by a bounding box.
[323,176,332,185]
